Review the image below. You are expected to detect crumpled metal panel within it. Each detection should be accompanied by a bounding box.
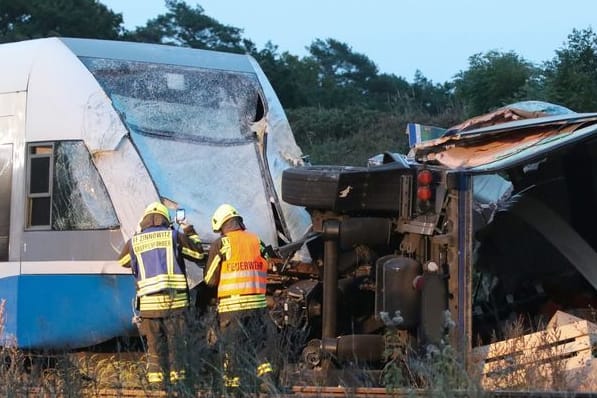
[248,56,312,248]
[82,56,310,246]
[472,174,513,232]
[411,102,597,173]
[132,131,275,243]
[92,139,157,241]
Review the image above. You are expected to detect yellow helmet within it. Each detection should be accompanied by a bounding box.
[143,202,171,222]
[211,204,240,232]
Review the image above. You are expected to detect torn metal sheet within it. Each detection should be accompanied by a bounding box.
[446,100,575,135]
[410,102,597,172]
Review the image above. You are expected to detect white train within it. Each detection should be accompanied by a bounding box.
[0,37,311,350]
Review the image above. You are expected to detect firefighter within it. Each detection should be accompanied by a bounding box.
[118,201,204,386]
[204,203,274,393]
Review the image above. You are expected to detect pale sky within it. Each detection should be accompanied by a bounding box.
[100,0,595,83]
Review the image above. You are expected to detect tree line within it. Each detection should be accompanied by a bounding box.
[2,0,597,165]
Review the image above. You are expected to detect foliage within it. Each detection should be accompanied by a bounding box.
[365,72,412,110]
[543,27,597,112]
[410,72,457,116]
[453,50,540,117]
[2,1,597,165]
[123,0,253,53]
[283,38,381,109]
[309,38,379,87]
[287,104,463,166]
[287,106,406,165]
[251,42,320,109]
[0,0,123,43]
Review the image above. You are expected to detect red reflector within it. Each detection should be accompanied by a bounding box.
[413,275,424,290]
[417,169,433,185]
[417,186,432,201]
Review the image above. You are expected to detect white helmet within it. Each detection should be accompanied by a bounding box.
[211,204,241,232]
[143,201,170,222]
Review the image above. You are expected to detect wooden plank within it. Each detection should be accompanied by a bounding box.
[473,320,594,361]
[483,348,592,376]
[472,313,597,391]
[481,346,592,374]
[547,310,597,332]
[481,359,597,391]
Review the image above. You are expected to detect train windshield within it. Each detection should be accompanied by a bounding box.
[80,57,276,242]
[80,58,262,142]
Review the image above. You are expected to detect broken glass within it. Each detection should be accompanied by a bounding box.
[52,141,118,230]
[80,58,262,141]
[79,57,281,243]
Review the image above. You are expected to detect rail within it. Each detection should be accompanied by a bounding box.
[22,386,597,397]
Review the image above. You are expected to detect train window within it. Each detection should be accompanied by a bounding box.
[27,144,53,228]
[26,141,119,230]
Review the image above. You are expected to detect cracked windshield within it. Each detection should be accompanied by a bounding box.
[80,57,270,238]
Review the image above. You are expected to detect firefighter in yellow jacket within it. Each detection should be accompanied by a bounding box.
[204,204,274,392]
[118,202,204,385]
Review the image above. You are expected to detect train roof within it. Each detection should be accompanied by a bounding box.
[60,37,256,72]
[0,37,258,94]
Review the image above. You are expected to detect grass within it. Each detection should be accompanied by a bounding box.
[1,298,595,396]
[381,327,486,398]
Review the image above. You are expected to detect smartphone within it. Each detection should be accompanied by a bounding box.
[175,208,185,223]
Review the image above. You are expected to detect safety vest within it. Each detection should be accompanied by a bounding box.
[217,230,268,313]
[130,227,188,311]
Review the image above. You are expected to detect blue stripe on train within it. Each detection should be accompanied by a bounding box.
[1,274,137,350]
[0,275,18,346]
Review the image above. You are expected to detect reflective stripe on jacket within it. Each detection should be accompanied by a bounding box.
[130,227,188,298]
[217,230,268,312]
[139,290,189,311]
[218,294,267,313]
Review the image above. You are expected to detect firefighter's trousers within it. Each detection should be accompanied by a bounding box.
[138,313,188,384]
[218,307,274,390]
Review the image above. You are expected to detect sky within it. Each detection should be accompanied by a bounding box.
[100,0,595,83]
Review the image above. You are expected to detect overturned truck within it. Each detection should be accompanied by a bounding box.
[275,101,597,380]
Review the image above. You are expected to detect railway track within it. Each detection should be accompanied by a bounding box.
[22,386,597,397]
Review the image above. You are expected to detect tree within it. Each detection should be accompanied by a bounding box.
[360,72,411,112]
[305,38,380,107]
[543,27,597,112]
[308,38,378,87]
[124,0,252,53]
[251,42,319,108]
[0,0,123,42]
[454,50,538,117]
